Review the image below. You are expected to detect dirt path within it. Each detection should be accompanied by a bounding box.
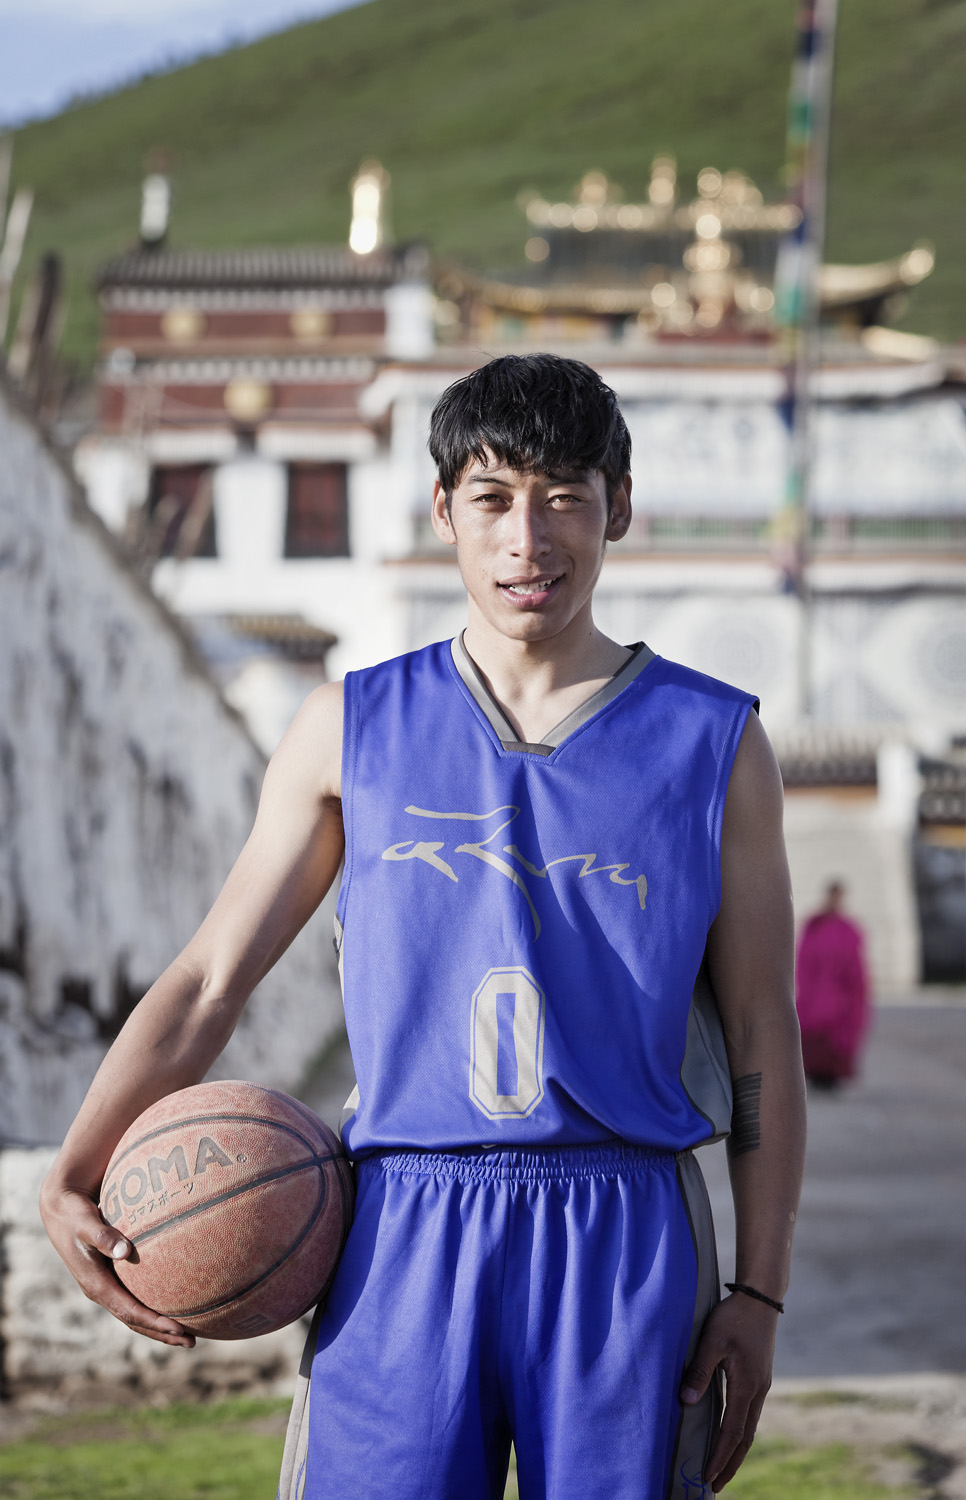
[700,1000,966,1382]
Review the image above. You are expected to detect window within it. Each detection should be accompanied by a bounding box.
[286,463,349,558]
[148,465,216,558]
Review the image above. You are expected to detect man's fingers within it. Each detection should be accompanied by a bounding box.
[78,1258,196,1347]
[44,1188,195,1347]
[706,1419,747,1490]
[710,1403,767,1497]
[706,1386,767,1490]
[107,1294,197,1349]
[710,1435,754,1493]
[680,1332,724,1404]
[50,1190,122,1258]
[84,1217,131,1262]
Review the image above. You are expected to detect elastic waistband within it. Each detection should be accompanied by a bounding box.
[357,1142,682,1185]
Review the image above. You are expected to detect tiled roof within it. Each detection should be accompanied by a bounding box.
[186,614,337,668]
[774,729,966,820]
[227,613,337,658]
[98,245,425,292]
[775,729,880,789]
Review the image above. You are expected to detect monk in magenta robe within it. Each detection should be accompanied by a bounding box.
[795,881,871,1088]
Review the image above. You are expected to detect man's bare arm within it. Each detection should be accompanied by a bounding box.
[680,710,807,1490]
[39,682,345,1348]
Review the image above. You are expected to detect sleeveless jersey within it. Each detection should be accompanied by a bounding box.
[335,637,757,1158]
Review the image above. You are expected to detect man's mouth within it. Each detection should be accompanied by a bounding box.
[499,575,562,600]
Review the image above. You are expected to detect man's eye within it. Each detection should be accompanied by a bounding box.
[550,494,583,506]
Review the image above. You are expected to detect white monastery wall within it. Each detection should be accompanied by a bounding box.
[398,556,966,739]
[76,367,966,732]
[0,381,343,1149]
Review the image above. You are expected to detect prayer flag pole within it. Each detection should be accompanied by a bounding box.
[773,0,839,715]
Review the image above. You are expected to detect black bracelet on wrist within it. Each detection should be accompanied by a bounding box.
[724,1281,785,1314]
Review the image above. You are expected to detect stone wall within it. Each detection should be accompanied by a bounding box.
[0,377,343,1147]
[0,1147,307,1405]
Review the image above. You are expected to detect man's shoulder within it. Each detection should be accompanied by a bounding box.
[264,678,345,801]
[340,641,459,748]
[654,654,759,705]
[646,653,760,715]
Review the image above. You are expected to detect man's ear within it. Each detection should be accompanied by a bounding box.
[606,473,633,543]
[430,479,457,546]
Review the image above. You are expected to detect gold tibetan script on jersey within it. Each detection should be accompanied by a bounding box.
[381,804,647,939]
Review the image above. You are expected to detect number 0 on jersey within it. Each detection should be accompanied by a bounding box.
[470,967,546,1119]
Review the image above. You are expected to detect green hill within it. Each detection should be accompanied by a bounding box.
[6,0,965,372]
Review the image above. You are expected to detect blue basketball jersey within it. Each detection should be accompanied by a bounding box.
[335,637,756,1158]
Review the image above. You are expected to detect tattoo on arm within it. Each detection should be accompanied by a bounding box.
[728,1072,762,1159]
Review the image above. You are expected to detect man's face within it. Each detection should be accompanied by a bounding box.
[431,452,632,645]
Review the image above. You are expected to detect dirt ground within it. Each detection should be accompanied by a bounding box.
[757,1375,966,1497]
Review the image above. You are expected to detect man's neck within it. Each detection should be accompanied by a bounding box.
[462,612,631,744]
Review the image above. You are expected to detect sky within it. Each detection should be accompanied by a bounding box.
[0,0,365,127]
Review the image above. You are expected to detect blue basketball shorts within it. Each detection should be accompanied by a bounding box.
[277,1144,720,1500]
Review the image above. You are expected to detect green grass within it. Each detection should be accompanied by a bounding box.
[0,1408,913,1500]
[504,1438,909,1500]
[785,1387,870,1408]
[785,1388,910,1413]
[726,1439,912,1500]
[4,0,964,373]
[0,1399,289,1500]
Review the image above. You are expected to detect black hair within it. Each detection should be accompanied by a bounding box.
[428,354,631,502]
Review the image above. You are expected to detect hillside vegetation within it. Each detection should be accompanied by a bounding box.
[6,0,965,370]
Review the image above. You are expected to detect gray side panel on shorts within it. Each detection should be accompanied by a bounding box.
[276,1303,323,1500]
[681,959,733,1145]
[666,1150,722,1500]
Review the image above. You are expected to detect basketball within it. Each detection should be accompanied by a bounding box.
[98,1080,354,1340]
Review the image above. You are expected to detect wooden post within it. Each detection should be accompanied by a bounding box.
[773,0,839,716]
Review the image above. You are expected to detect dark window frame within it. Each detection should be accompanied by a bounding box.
[285,463,350,558]
[147,464,216,558]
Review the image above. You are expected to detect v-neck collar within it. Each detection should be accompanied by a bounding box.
[450,633,656,756]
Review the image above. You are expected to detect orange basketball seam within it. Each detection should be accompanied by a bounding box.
[165,1174,332,1319]
[121,1156,331,1246]
[103,1111,333,1176]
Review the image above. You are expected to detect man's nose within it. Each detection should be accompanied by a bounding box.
[507,499,551,555]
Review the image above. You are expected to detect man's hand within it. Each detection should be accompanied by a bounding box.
[39,1180,195,1348]
[680,1290,779,1491]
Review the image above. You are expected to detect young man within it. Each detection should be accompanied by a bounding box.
[42,354,806,1500]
